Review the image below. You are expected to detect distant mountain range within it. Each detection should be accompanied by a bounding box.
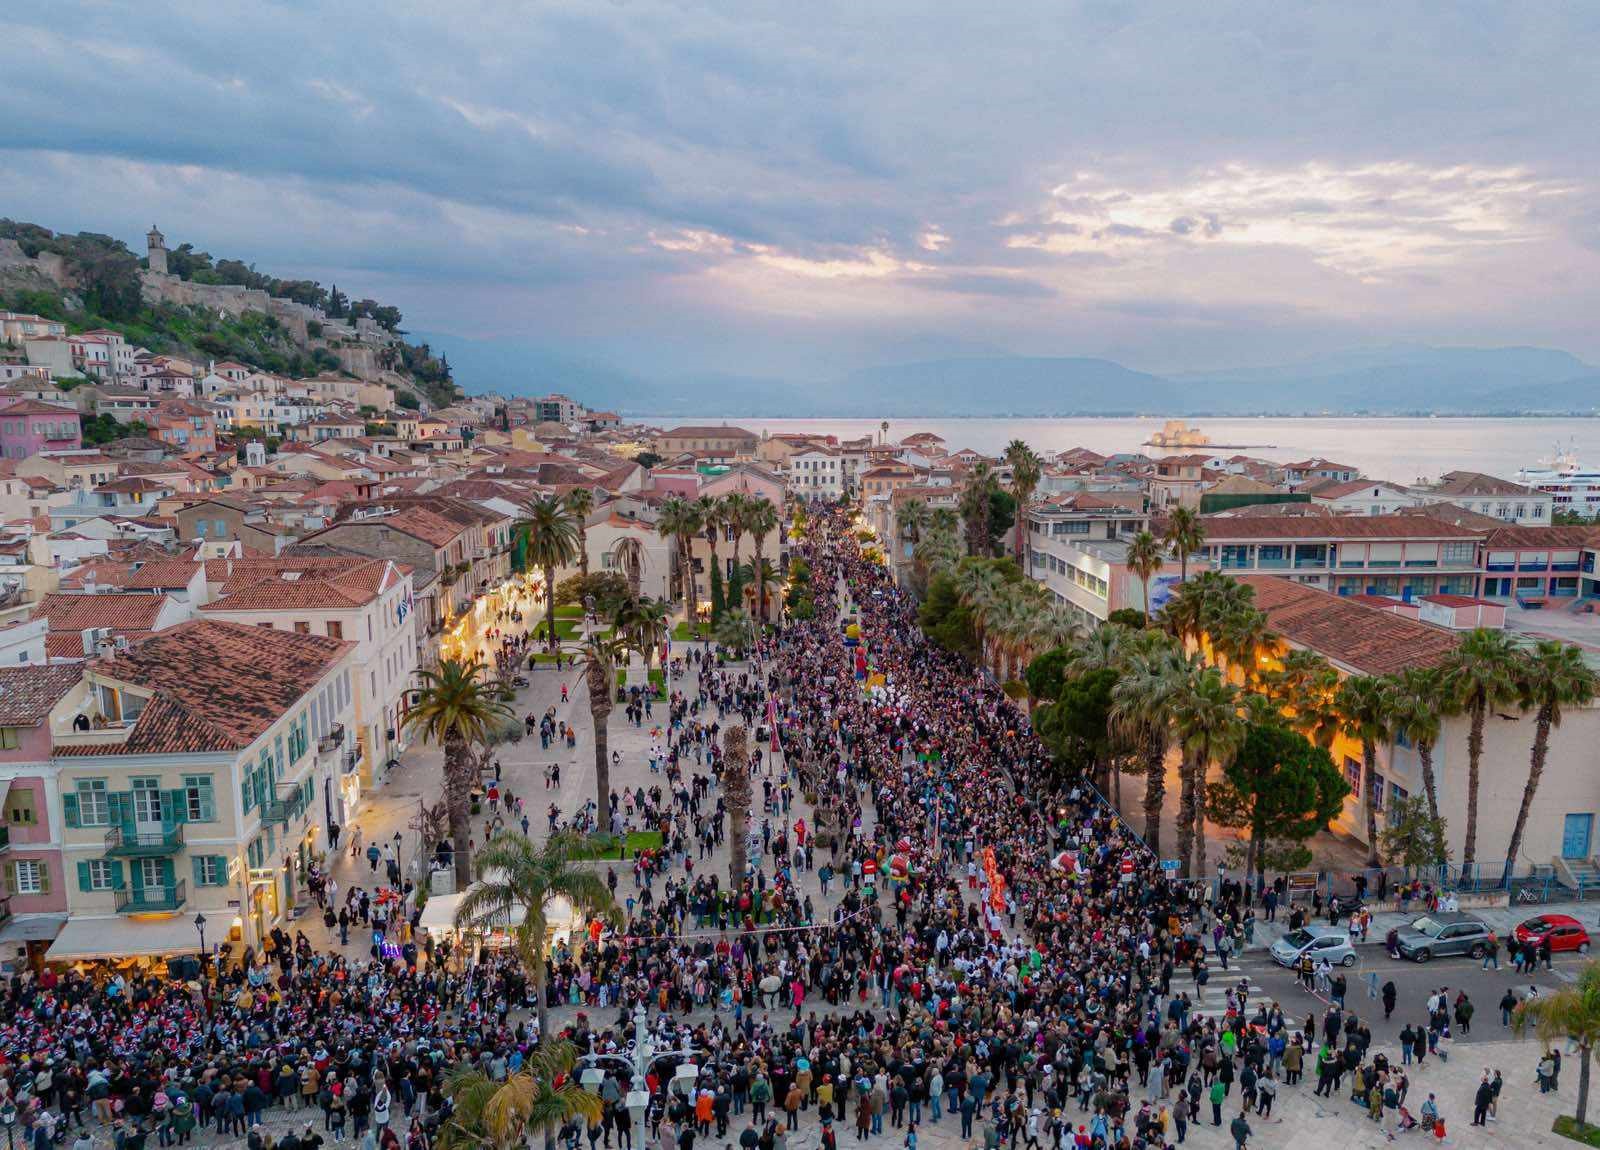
[431,338,1600,417]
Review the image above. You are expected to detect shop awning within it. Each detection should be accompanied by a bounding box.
[0,914,65,945]
[46,916,200,961]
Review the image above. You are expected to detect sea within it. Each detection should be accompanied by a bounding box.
[645,416,1600,485]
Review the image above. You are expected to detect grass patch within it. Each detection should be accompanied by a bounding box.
[569,830,666,860]
[554,604,584,618]
[615,667,666,693]
[1555,1117,1600,1147]
[672,620,714,641]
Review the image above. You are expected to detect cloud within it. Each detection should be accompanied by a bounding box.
[1,2,1598,380]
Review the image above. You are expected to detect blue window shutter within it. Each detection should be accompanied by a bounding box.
[76,861,91,891]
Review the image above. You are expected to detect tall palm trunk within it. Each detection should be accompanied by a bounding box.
[577,523,590,579]
[724,725,751,888]
[543,565,559,652]
[585,658,613,829]
[1417,737,1442,830]
[1578,1044,1593,1132]
[1505,704,1555,878]
[1141,736,1166,854]
[1192,761,1209,878]
[1463,697,1486,873]
[444,734,473,886]
[1176,757,1196,878]
[754,534,769,624]
[1362,739,1381,867]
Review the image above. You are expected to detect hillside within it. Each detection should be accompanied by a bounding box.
[0,221,457,409]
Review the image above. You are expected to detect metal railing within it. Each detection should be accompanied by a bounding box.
[104,824,183,856]
[114,880,186,913]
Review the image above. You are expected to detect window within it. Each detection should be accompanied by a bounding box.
[183,775,215,822]
[85,859,118,891]
[294,622,311,634]
[8,859,45,895]
[76,779,110,826]
[1389,781,1409,809]
[0,728,19,749]
[1343,758,1362,798]
[1372,774,1387,812]
[327,620,343,640]
[192,855,226,886]
[1441,542,1475,564]
[5,789,35,826]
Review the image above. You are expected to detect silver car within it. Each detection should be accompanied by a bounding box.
[1392,912,1491,962]
[1270,925,1358,968]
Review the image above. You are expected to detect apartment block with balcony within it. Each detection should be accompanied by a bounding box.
[1479,525,1598,603]
[1026,494,1175,627]
[1197,513,1486,599]
[46,620,356,962]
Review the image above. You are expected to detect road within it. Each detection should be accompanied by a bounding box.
[1178,945,1587,1050]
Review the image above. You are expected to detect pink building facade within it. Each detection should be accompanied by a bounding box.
[0,399,83,461]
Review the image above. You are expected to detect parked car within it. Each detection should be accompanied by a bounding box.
[1513,914,1592,955]
[1270,924,1358,968]
[1392,912,1491,962]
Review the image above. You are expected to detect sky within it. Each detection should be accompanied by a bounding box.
[3,2,1599,388]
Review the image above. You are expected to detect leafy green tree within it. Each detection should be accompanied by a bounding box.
[710,561,726,621]
[1107,608,1147,629]
[1207,721,1349,879]
[1025,647,1073,706]
[917,571,977,659]
[1035,666,1118,787]
[1379,795,1449,872]
[438,1042,603,1150]
[986,488,1016,556]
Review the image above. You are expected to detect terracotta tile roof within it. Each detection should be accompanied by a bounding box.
[658,425,758,439]
[1483,525,1600,550]
[1198,513,1485,540]
[118,559,202,590]
[1394,504,1505,531]
[200,556,402,611]
[0,400,80,417]
[59,620,351,755]
[30,593,169,633]
[46,630,155,660]
[0,665,83,726]
[1238,575,1461,675]
[1432,470,1540,497]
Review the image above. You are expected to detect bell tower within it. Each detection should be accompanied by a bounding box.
[146,224,168,275]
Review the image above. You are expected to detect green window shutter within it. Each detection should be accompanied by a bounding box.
[77,861,91,891]
[62,793,79,828]
[109,861,124,889]
[192,856,205,886]
[166,789,187,825]
[159,857,175,888]
[106,792,126,827]
[0,864,11,895]
[37,864,50,895]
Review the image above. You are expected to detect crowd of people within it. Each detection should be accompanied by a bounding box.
[0,508,1553,1150]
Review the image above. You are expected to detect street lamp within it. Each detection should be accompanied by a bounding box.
[194,912,207,959]
[394,831,404,879]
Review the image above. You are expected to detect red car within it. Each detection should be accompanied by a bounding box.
[1514,914,1593,954]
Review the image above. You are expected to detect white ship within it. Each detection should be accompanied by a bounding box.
[1518,447,1600,516]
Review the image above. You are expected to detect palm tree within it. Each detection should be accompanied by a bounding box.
[713,608,756,655]
[439,1043,603,1150]
[1030,603,1085,658]
[453,833,617,1053]
[1003,440,1042,568]
[630,597,671,672]
[1125,530,1164,623]
[1506,640,1597,877]
[1513,960,1600,1134]
[564,486,595,580]
[737,558,780,625]
[1112,638,1187,852]
[1171,666,1243,878]
[519,494,580,652]
[1390,667,1449,834]
[898,499,929,547]
[655,496,698,607]
[1443,628,1521,874]
[576,634,624,827]
[404,659,514,887]
[721,492,752,572]
[613,536,646,598]
[723,723,751,888]
[1162,506,1205,582]
[1336,674,1398,868]
[744,498,781,623]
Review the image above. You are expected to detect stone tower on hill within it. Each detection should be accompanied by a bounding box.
[146,224,167,275]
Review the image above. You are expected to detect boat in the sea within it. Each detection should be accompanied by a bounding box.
[1519,446,1600,516]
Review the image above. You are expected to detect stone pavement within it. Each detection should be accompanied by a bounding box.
[1248,896,1600,954]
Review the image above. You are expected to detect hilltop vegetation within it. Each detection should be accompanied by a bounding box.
[0,220,455,406]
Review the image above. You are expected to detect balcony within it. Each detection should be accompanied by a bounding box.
[1553,563,1582,573]
[105,824,183,856]
[1293,556,1328,570]
[1486,563,1516,573]
[114,880,186,914]
[318,723,346,754]
[1403,560,1438,568]
[260,783,311,827]
[343,749,361,776]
